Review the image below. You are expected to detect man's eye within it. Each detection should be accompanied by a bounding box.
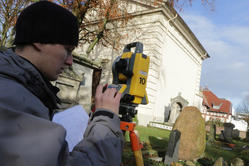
[67,48,74,53]
[64,46,75,54]
[66,49,71,53]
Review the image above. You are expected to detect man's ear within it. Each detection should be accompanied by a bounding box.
[32,43,44,51]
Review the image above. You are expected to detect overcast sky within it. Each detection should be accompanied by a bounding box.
[176,0,249,109]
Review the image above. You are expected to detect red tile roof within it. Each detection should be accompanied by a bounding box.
[202,89,232,115]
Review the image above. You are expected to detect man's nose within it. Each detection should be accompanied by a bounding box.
[65,54,73,66]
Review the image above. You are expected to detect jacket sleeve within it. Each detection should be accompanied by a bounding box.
[63,109,124,166]
[0,108,123,166]
[0,78,124,166]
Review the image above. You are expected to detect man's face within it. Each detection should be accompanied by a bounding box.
[37,44,75,81]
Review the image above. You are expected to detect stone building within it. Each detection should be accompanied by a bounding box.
[53,54,100,112]
[57,0,210,126]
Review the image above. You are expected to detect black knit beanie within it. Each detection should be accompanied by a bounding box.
[14,1,79,46]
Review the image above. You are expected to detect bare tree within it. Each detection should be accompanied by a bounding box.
[55,0,215,102]
[55,0,136,55]
[169,0,215,11]
[0,0,215,111]
[0,0,37,47]
[236,95,249,125]
[0,0,214,50]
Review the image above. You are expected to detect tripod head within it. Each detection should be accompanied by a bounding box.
[110,42,150,122]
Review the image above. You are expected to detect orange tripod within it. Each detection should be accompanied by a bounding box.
[120,121,144,166]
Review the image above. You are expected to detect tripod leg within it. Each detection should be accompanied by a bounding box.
[134,150,144,166]
[120,121,144,166]
[130,130,144,166]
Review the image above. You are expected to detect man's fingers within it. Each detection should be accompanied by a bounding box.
[115,92,122,101]
[103,87,117,98]
[94,84,122,115]
[95,84,103,98]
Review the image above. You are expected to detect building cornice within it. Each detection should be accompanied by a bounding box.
[72,52,102,70]
[82,0,210,61]
[124,6,210,60]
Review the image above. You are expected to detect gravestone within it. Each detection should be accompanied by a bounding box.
[223,123,235,140]
[168,102,182,123]
[230,158,244,166]
[164,130,181,166]
[164,106,171,122]
[185,161,195,166]
[173,106,206,160]
[214,157,228,166]
[168,94,188,124]
[208,122,216,144]
[219,130,224,140]
[214,124,216,139]
[232,129,240,140]
[245,129,249,142]
[219,130,230,143]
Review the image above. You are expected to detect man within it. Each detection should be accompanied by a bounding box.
[0,1,123,166]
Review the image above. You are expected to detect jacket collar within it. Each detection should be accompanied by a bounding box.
[0,48,60,119]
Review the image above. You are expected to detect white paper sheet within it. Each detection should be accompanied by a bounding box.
[53,105,89,151]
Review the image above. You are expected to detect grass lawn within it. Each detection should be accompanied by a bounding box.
[121,126,249,166]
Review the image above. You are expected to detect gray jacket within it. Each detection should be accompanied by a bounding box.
[0,48,123,166]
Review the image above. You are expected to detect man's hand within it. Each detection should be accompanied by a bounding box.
[95,84,122,115]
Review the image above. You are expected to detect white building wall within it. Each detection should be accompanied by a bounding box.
[231,119,248,132]
[80,2,208,126]
[126,11,205,125]
[141,16,204,123]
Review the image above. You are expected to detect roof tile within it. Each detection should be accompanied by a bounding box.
[202,89,232,114]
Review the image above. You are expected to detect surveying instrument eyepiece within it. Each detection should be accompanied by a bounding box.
[111,42,150,122]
